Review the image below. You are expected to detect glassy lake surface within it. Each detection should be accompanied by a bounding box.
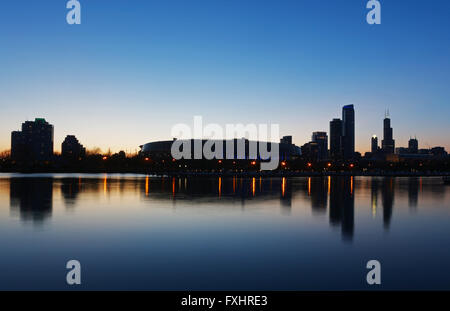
[0,174,449,290]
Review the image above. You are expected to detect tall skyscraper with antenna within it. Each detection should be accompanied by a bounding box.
[382,110,395,154]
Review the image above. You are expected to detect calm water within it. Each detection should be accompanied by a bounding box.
[0,174,449,290]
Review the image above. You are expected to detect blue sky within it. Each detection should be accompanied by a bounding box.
[0,0,449,153]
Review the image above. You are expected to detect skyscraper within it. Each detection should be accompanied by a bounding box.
[280,136,292,145]
[312,131,328,160]
[382,112,395,154]
[62,135,86,160]
[408,137,418,154]
[329,118,342,159]
[371,135,378,153]
[341,105,355,159]
[11,118,54,162]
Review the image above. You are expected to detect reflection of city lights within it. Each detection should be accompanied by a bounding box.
[328,176,331,195]
[308,177,311,196]
[252,177,256,196]
[282,177,286,197]
[218,177,222,197]
[172,177,176,196]
[145,176,149,196]
[372,199,377,218]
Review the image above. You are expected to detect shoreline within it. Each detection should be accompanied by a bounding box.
[1,170,449,178]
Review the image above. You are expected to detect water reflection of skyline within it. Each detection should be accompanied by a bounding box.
[2,176,446,239]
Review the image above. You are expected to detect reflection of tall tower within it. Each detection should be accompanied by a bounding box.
[10,178,53,223]
[381,178,394,229]
[408,178,419,209]
[382,111,395,154]
[310,178,328,214]
[370,178,379,217]
[341,105,355,159]
[280,177,292,213]
[61,178,81,207]
[328,177,354,240]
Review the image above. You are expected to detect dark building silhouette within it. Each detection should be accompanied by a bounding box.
[312,132,328,160]
[371,135,379,153]
[62,135,86,160]
[301,141,319,161]
[408,137,418,154]
[329,118,342,159]
[341,105,355,159]
[382,112,395,154]
[11,118,54,162]
[140,138,301,161]
[430,146,447,157]
[396,147,409,155]
[280,136,292,145]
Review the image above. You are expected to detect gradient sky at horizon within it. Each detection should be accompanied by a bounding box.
[0,0,449,153]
